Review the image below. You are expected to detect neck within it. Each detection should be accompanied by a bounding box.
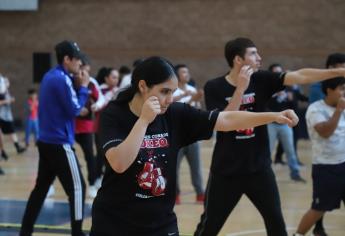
[178,81,187,89]
[324,97,337,108]
[226,68,241,86]
[61,63,69,73]
[129,94,144,117]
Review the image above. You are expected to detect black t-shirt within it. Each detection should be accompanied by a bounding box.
[266,92,293,112]
[204,70,285,176]
[91,101,218,235]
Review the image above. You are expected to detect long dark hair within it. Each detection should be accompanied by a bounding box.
[116,57,177,103]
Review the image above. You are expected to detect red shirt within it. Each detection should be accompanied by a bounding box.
[27,98,38,120]
[75,82,99,134]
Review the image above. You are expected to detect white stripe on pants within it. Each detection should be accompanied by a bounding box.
[63,144,83,220]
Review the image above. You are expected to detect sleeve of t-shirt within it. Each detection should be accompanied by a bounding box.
[204,80,226,111]
[98,104,126,154]
[173,103,219,147]
[254,71,286,102]
[306,103,328,128]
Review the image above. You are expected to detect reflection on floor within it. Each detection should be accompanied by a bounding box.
[0,199,92,235]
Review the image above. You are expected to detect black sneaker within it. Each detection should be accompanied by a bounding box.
[274,160,287,165]
[0,167,4,175]
[1,150,9,161]
[312,228,328,236]
[16,146,26,154]
[291,175,306,183]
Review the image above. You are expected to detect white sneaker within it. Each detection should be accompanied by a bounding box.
[47,185,55,198]
[88,185,98,198]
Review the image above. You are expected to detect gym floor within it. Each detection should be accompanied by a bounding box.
[0,137,344,236]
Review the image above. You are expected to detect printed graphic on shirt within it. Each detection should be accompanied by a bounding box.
[136,133,169,199]
[226,92,256,139]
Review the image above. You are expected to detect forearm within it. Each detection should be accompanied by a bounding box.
[0,100,8,105]
[215,111,278,131]
[106,119,148,173]
[284,68,344,85]
[314,110,342,138]
[224,88,245,111]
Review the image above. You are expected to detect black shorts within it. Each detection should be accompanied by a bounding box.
[311,162,345,211]
[0,119,15,134]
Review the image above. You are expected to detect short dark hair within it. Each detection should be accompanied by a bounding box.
[55,40,82,64]
[268,63,282,72]
[133,58,144,68]
[80,53,91,66]
[174,64,188,79]
[28,88,36,95]
[321,77,345,95]
[119,65,131,75]
[325,53,345,68]
[225,37,256,67]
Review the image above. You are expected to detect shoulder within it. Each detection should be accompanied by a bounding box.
[167,102,185,113]
[204,76,226,90]
[306,100,325,116]
[103,100,125,114]
[186,84,197,92]
[44,67,68,84]
[309,100,324,110]
[173,87,183,96]
[252,70,275,79]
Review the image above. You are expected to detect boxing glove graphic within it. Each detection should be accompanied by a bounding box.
[137,162,154,189]
[151,168,166,196]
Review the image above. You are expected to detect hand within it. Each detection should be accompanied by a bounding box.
[276,109,299,127]
[237,65,253,92]
[79,107,89,117]
[75,68,90,88]
[140,96,161,124]
[336,97,345,112]
[91,103,99,112]
[191,89,204,102]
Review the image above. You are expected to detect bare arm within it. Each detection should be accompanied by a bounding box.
[284,68,345,86]
[225,66,253,111]
[0,99,10,105]
[105,96,160,173]
[314,98,345,138]
[214,109,299,132]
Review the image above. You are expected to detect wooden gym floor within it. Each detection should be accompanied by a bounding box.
[0,135,344,236]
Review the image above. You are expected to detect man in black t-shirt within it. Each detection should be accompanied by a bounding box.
[194,37,345,236]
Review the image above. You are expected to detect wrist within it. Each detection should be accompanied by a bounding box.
[137,117,151,127]
[235,86,246,94]
[271,112,279,123]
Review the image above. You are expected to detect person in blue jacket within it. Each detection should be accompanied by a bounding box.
[20,40,89,236]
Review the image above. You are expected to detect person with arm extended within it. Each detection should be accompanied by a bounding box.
[90,56,298,236]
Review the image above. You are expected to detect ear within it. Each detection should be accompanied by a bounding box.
[234,55,244,66]
[63,55,71,64]
[138,80,148,93]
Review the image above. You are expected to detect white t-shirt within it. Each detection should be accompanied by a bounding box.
[173,84,200,108]
[119,74,132,89]
[0,76,7,94]
[306,100,345,164]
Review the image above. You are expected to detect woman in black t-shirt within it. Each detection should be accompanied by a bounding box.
[90,57,298,236]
